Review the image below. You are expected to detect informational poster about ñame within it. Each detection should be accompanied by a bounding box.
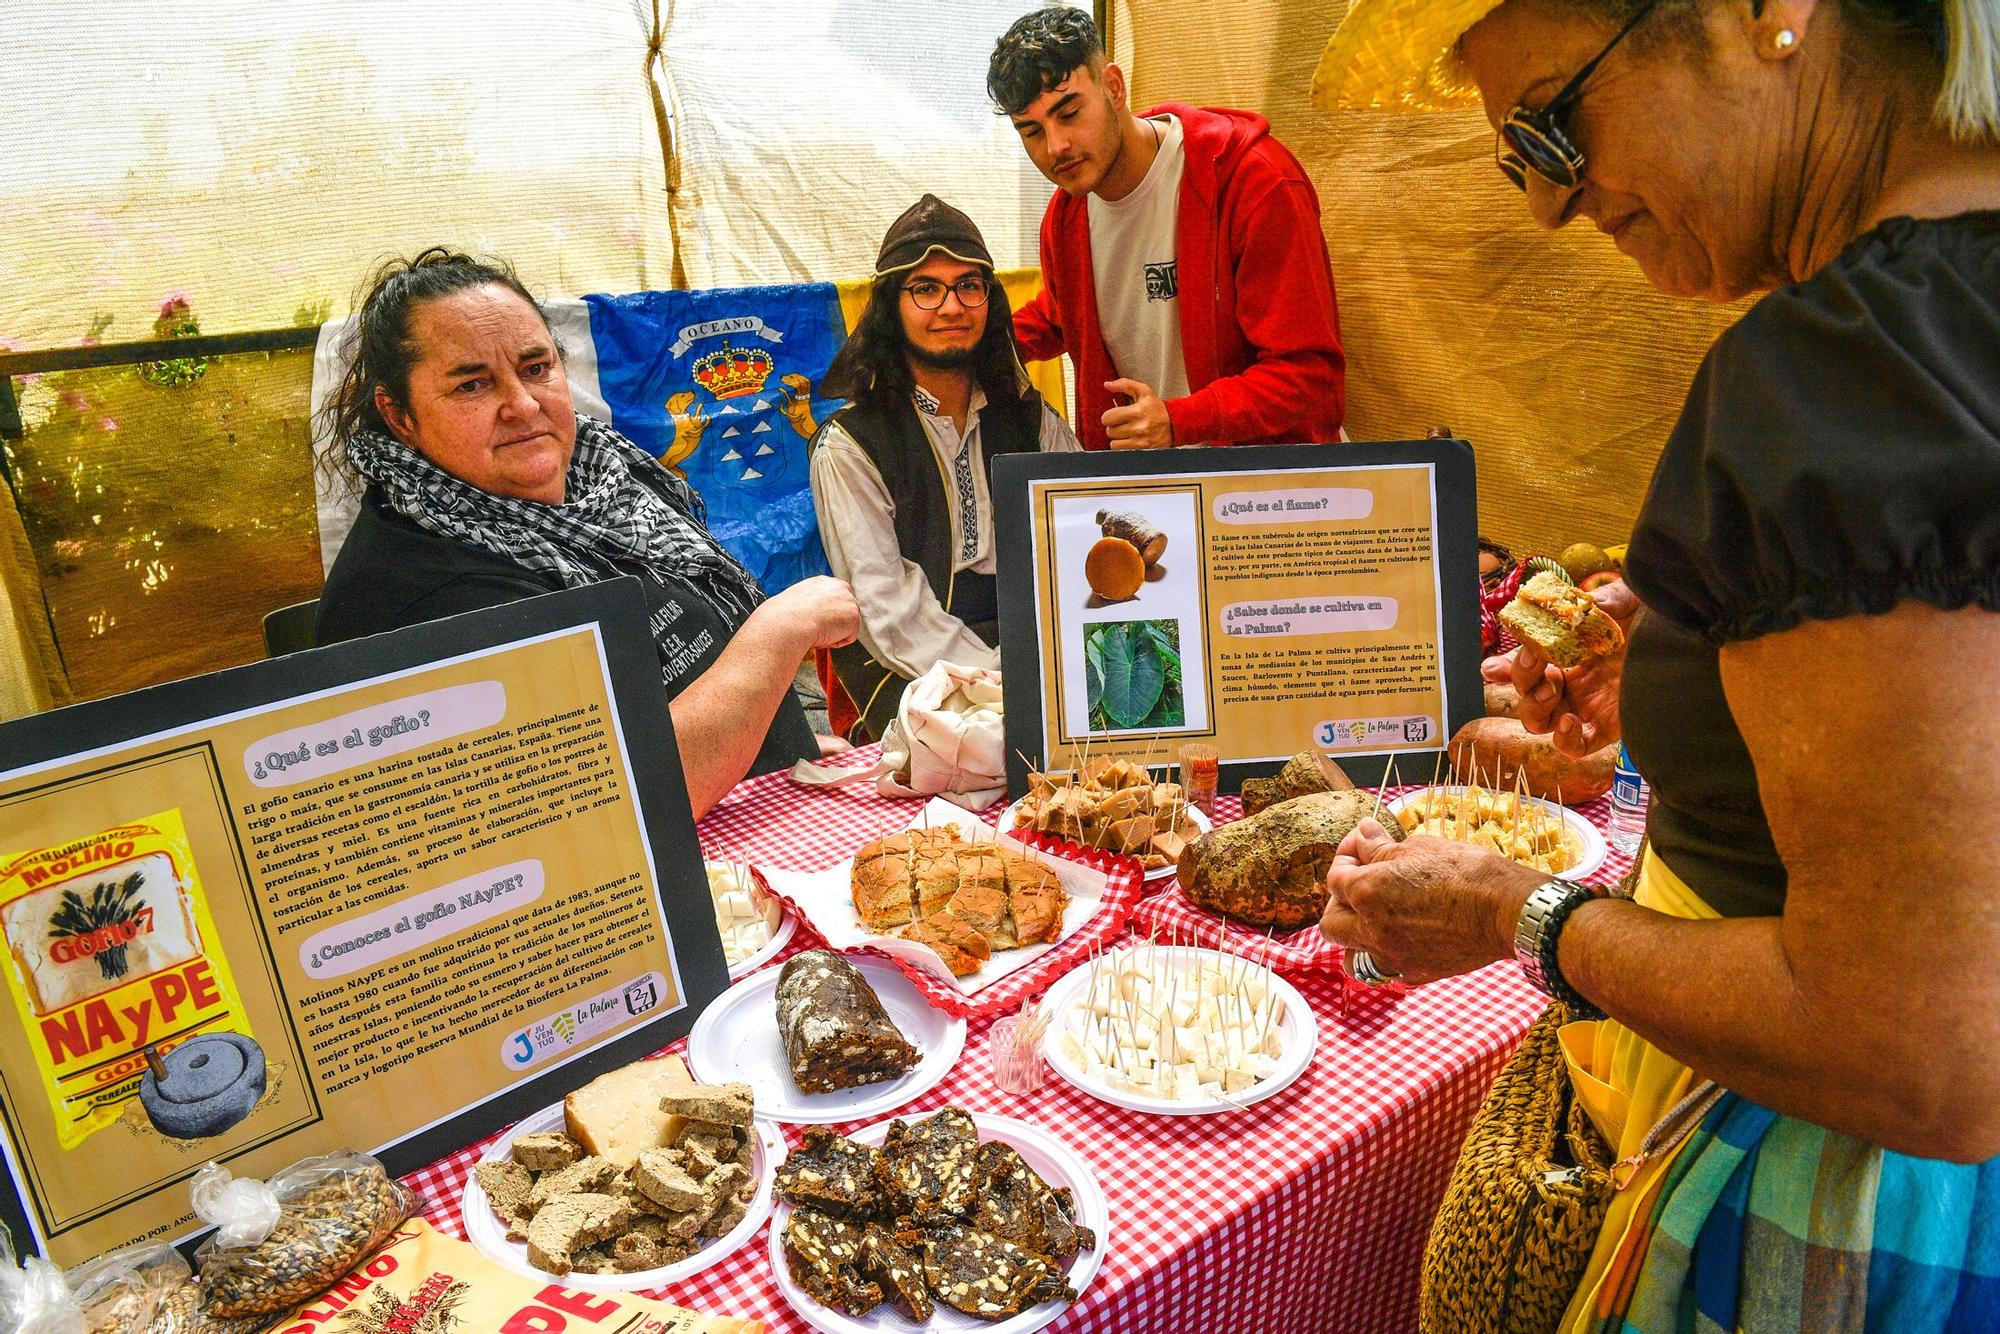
[994,442,1483,791]
[0,580,726,1264]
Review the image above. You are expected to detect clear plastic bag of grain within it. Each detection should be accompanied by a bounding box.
[0,1237,234,1334]
[64,1243,184,1333]
[191,1150,416,1320]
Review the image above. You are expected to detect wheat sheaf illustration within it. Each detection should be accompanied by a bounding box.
[46,871,147,982]
[337,1280,470,1333]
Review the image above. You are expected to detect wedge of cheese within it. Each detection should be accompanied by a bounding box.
[562,1055,695,1168]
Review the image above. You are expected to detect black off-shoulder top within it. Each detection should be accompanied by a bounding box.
[1621,212,2000,917]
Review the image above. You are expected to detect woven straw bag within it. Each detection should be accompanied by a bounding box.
[1419,1001,1614,1333]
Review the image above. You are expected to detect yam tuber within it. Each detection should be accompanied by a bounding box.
[1084,537,1145,601]
[1096,510,1167,566]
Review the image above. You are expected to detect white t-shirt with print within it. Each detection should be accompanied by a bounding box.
[1086,114,1190,402]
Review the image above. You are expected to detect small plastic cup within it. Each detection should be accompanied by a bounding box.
[1179,743,1220,817]
[989,1016,1047,1095]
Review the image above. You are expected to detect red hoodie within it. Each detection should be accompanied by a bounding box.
[1012,103,1346,449]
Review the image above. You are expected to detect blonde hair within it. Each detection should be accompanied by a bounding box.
[1938,0,2000,141]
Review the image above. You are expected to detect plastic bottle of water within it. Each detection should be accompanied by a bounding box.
[1609,742,1649,855]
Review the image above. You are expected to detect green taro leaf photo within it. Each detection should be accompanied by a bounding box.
[1085,620,1185,731]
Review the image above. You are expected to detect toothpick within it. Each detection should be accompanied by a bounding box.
[1137,729,1159,778]
[1369,751,1394,823]
[1504,769,1520,857]
[1231,965,1254,1046]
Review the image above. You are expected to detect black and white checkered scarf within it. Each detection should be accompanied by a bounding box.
[346,412,765,628]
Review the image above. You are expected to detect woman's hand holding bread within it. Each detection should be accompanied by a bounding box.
[1497,579,1639,759]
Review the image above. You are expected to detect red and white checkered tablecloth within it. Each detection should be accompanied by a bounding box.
[399,748,1630,1333]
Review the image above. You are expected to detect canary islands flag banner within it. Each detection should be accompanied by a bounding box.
[584,283,848,593]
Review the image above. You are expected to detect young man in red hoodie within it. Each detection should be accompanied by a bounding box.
[987,7,1346,450]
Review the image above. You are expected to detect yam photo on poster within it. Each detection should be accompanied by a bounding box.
[1049,489,1210,740]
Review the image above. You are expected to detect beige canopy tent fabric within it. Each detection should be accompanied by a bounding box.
[1110,0,1748,557]
[659,0,1065,289]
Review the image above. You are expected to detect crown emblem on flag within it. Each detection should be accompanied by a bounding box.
[693,342,775,399]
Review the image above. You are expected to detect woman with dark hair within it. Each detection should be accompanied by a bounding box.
[1311,0,2000,1327]
[809,196,1078,742]
[315,248,859,818]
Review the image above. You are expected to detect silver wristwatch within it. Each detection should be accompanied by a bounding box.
[1512,878,1591,999]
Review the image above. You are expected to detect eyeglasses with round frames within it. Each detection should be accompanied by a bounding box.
[1495,0,1659,191]
[902,276,991,311]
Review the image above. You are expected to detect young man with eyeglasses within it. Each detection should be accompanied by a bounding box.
[988,6,1346,450]
[809,194,1079,741]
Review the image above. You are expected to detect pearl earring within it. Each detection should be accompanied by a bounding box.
[1774,28,1797,50]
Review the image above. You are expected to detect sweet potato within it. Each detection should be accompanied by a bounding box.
[1448,716,1615,806]
[1177,790,1404,930]
[1484,681,1523,719]
[1084,537,1145,601]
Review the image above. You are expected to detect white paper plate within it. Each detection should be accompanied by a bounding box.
[462,1099,783,1291]
[1040,945,1315,1117]
[1385,787,1607,882]
[768,1111,1110,1334]
[728,905,797,980]
[996,796,1212,882]
[685,954,966,1124]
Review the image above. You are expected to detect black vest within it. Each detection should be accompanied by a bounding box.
[823,389,1043,741]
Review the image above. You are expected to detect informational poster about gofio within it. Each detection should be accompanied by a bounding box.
[994,441,1483,792]
[0,579,725,1264]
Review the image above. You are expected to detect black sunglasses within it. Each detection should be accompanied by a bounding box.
[1496,0,1658,191]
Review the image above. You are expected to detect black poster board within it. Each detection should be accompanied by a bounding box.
[0,578,726,1262]
[994,440,1483,795]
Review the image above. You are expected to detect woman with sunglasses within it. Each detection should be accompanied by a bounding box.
[1313,1,2000,1328]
